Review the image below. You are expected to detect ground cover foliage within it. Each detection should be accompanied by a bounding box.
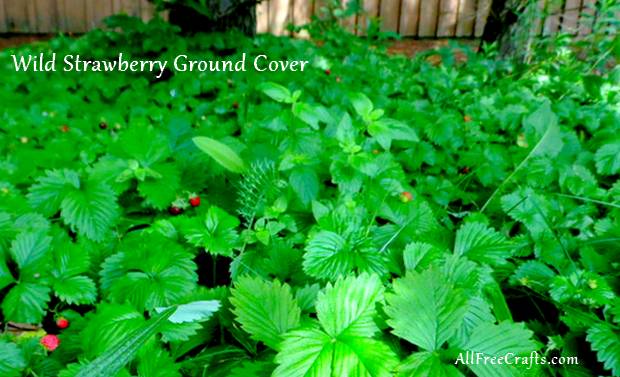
[0,10,619,377]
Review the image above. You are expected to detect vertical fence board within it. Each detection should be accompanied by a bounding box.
[561,0,581,33]
[530,0,546,36]
[357,0,379,36]
[26,0,37,32]
[119,0,140,17]
[140,0,155,22]
[418,0,439,37]
[380,0,400,32]
[293,0,312,36]
[5,0,29,32]
[456,0,475,36]
[437,0,459,36]
[340,0,357,33]
[474,0,490,36]
[34,0,57,32]
[0,0,7,32]
[543,0,562,35]
[63,0,87,32]
[579,0,595,35]
[257,0,269,33]
[270,0,290,35]
[399,0,420,36]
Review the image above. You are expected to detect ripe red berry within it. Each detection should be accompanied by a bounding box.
[60,125,70,133]
[460,166,471,174]
[189,196,201,207]
[399,191,413,203]
[56,317,69,329]
[324,69,331,75]
[169,206,183,215]
[99,122,108,130]
[40,334,60,351]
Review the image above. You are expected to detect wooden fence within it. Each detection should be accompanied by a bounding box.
[0,0,599,37]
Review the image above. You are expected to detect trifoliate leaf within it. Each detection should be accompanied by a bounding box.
[385,268,467,351]
[230,276,301,350]
[2,282,50,323]
[137,163,180,209]
[60,180,119,242]
[316,273,384,338]
[273,327,398,377]
[454,222,512,266]
[303,230,387,281]
[184,206,240,257]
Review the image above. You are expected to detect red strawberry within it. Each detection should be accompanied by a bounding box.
[399,191,413,203]
[99,122,108,130]
[169,206,183,215]
[40,334,60,351]
[56,317,69,329]
[189,196,201,207]
[324,69,331,75]
[60,125,70,133]
[460,166,470,174]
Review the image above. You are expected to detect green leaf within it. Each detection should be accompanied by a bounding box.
[54,275,97,304]
[192,137,245,173]
[27,169,80,216]
[74,307,175,377]
[292,102,322,129]
[303,230,387,281]
[155,300,220,323]
[586,322,620,376]
[60,180,119,242]
[2,283,50,323]
[230,276,301,350]
[464,322,539,377]
[257,82,293,103]
[9,231,51,270]
[137,163,180,209]
[454,222,512,266]
[368,118,419,150]
[385,268,467,351]
[185,206,240,257]
[274,327,398,377]
[316,273,384,338]
[399,352,464,377]
[289,167,319,206]
[595,143,620,175]
[349,92,374,117]
[0,340,26,377]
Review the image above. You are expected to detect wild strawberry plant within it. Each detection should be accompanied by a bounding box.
[0,14,619,377]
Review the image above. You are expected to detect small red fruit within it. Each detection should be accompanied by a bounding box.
[399,191,413,203]
[189,196,201,207]
[56,317,69,329]
[324,69,331,75]
[460,166,470,174]
[60,125,70,133]
[99,122,108,130]
[232,102,239,109]
[169,206,183,215]
[40,334,60,351]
